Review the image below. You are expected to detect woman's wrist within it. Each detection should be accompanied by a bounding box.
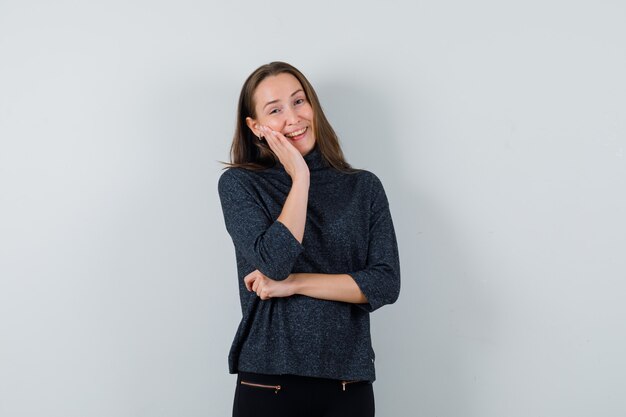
[287,273,317,297]
[285,273,300,296]
[290,171,310,186]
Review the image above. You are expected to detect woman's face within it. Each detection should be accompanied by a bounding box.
[247,73,316,156]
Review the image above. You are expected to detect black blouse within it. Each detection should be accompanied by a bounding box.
[218,147,400,382]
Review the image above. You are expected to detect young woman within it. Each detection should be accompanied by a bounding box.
[218,61,400,417]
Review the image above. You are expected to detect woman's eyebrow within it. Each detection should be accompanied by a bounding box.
[263,89,304,110]
[263,99,279,110]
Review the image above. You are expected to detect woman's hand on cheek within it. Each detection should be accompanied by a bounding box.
[259,126,309,181]
[244,269,296,300]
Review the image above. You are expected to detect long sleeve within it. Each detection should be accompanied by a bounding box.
[348,174,401,312]
[218,168,304,280]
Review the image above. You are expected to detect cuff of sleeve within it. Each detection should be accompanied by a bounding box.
[273,219,304,250]
[347,270,382,312]
[259,220,304,280]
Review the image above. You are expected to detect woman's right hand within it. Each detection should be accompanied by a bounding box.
[260,126,309,181]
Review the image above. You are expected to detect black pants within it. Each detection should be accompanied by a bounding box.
[232,371,375,417]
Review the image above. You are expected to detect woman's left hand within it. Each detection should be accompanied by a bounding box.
[244,270,295,300]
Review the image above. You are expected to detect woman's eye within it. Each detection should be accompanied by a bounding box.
[269,108,280,115]
[294,98,305,105]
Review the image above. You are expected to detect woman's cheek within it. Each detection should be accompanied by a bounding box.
[269,122,284,132]
[262,116,283,132]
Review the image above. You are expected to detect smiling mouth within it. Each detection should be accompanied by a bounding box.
[284,127,307,138]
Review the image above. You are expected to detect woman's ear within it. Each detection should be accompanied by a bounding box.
[245,117,261,138]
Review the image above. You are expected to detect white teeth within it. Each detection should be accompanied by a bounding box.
[285,127,307,138]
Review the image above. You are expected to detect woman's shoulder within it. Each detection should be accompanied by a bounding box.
[346,168,385,188]
[343,168,390,207]
[219,165,269,184]
[218,167,256,194]
[218,165,282,194]
[219,166,248,181]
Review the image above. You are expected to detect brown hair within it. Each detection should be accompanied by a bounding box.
[225,61,352,171]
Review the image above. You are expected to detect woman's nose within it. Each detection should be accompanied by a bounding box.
[284,107,299,125]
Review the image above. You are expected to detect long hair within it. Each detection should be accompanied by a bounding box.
[225,61,352,171]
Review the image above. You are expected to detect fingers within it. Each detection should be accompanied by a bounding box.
[259,126,296,156]
[244,270,271,300]
[243,272,255,291]
[244,270,262,293]
[244,270,294,300]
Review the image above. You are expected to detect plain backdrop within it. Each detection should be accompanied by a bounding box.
[1,1,625,416]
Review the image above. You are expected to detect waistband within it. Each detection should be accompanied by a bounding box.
[238,371,371,392]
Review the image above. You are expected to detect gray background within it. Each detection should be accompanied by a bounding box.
[1,0,625,416]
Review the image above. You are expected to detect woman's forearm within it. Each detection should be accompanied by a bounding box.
[288,273,367,304]
[277,175,309,243]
